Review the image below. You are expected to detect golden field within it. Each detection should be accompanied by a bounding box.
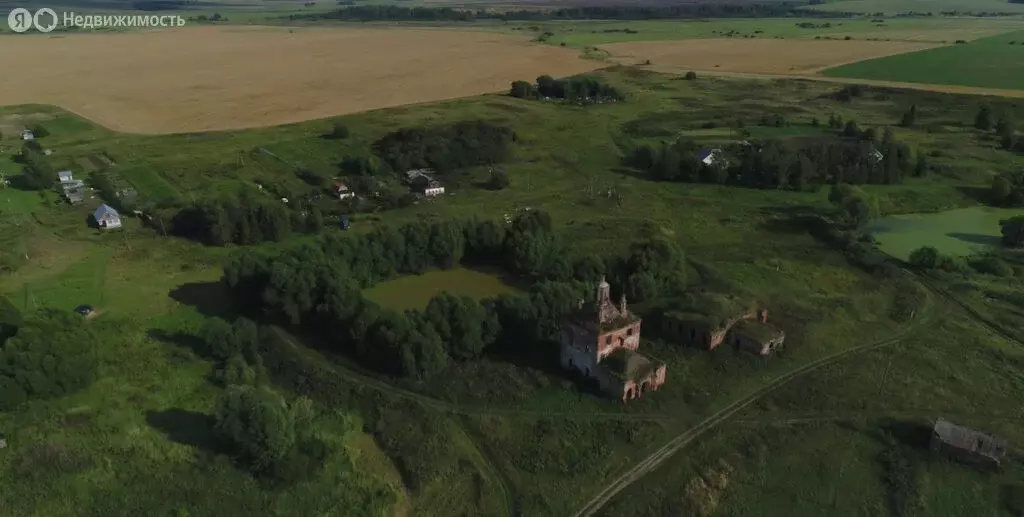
[0,26,599,134]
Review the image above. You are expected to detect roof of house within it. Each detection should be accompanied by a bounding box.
[671,291,758,330]
[405,168,435,181]
[697,148,719,161]
[426,179,443,188]
[602,348,659,382]
[94,204,119,219]
[732,319,784,343]
[57,171,73,181]
[933,419,1007,459]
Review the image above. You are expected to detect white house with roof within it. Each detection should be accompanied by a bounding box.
[57,171,73,184]
[21,129,34,141]
[423,179,445,197]
[335,183,355,200]
[697,148,726,167]
[93,204,122,230]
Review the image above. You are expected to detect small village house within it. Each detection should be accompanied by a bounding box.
[57,171,73,184]
[423,179,445,197]
[335,183,355,200]
[62,180,86,205]
[93,204,122,230]
[697,148,725,167]
[930,419,1008,469]
[21,129,34,141]
[405,168,445,197]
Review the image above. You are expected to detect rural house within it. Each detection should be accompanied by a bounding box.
[405,168,445,197]
[560,277,666,403]
[930,419,1008,469]
[57,170,73,183]
[659,291,784,356]
[697,148,725,167]
[21,129,34,141]
[92,204,122,230]
[61,180,86,205]
[335,183,355,200]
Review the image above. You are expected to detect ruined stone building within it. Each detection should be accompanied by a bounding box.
[660,291,785,356]
[560,278,666,403]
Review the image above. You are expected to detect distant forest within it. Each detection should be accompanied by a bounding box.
[291,3,850,22]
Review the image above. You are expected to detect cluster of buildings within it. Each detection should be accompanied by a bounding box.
[58,170,86,204]
[404,168,445,197]
[559,280,785,403]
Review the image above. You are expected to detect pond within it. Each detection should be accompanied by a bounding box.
[868,206,1024,261]
[363,267,520,311]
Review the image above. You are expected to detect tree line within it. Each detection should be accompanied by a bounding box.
[291,4,850,22]
[166,186,321,246]
[372,120,515,174]
[630,128,924,191]
[510,75,623,102]
[222,211,686,379]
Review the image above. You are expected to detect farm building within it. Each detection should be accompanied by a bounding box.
[92,204,122,230]
[335,183,355,200]
[697,148,726,167]
[931,419,1008,469]
[560,277,666,403]
[21,129,34,141]
[57,170,73,183]
[422,179,445,197]
[405,168,445,197]
[62,181,86,205]
[659,291,784,355]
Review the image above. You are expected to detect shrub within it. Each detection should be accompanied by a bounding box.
[684,71,697,80]
[908,246,940,269]
[970,256,1014,277]
[327,122,349,139]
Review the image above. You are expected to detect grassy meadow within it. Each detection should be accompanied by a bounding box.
[868,206,1024,261]
[807,0,1024,14]
[508,17,1024,47]
[824,31,1024,90]
[0,65,1023,516]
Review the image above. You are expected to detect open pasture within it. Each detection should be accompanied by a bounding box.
[0,26,596,134]
[808,0,1024,14]
[823,31,1024,90]
[363,268,519,311]
[527,17,1024,47]
[603,38,937,75]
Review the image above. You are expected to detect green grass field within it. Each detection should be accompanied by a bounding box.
[868,206,1024,261]
[364,268,519,311]
[824,31,1024,90]
[1,66,1024,517]
[503,17,1024,47]
[808,0,1024,14]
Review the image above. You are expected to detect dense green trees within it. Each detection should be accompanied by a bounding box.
[1001,216,1024,248]
[17,143,55,190]
[222,211,686,378]
[373,120,515,173]
[976,106,994,130]
[0,309,98,410]
[171,188,300,245]
[989,172,1024,207]
[509,75,623,102]
[631,133,917,190]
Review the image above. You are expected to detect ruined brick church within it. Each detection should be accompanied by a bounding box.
[559,277,666,402]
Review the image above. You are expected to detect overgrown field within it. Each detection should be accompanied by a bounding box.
[824,31,1024,90]
[1,67,1023,516]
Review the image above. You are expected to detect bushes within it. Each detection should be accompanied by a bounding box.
[0,309,99,410]
[684,71,697,80]
[373,120,515,173]
[509,74,623,102]
[171,188,295,246]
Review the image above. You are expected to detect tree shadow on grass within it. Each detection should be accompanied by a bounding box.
[147,328,208,359]
[169,281,238,319]
[957,185,993,205]
[947,232,1001,247]
[145,409,221,451]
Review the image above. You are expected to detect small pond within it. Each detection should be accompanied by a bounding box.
[868,206,1024,261]
[363,267,520,311]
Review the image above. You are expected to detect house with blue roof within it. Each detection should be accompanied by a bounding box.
[93,204,122,230]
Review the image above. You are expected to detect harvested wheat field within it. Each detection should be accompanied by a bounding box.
[603,38,938,76]
[0,26,598,134]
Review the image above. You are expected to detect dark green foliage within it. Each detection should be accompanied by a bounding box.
[908,246,940,269]
[373,120,515,173]
[17,144,54,190]
[828,183,874,229]
[843,119,860,137]
[899,104,917,127]
[327,122,349,140]
[0,309,98,410]
[423,292,498,361]
[509,80,535,99]
[976,105,993,130]
[990,171,1024,207]
[524,74,623,102]
[371,404,456,492]
[684,71,697,80]
[632,134,911,190]
[171,187,292,246]
[1001,216,1024,247]
[341,155,388,177]
[970,255,1014,277]
[488,168,510,190]
[0,296,22,341]
[879,434,923,517]
[296,168,326,187]
[28,124,50,138]
[214,384,324,484]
